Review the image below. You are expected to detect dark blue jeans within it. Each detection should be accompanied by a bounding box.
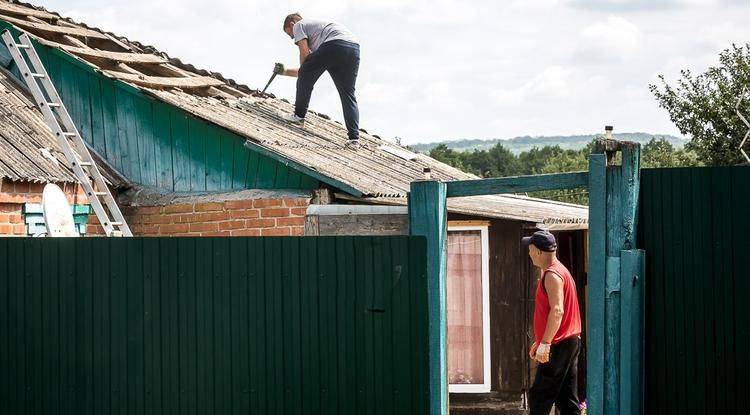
[295,40,360,140]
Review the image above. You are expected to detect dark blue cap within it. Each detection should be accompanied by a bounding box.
[521,230,557,252]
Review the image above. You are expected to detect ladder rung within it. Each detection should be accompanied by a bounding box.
[47,102,60,108]
[15,43,29,49]
[111,222,123,226]
[30,73,45,78]
[94,192,108,196]
[62,132,76,137]
[78,161,93,167]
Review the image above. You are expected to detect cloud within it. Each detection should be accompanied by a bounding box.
[39,0,750,143]
[577,16,643,61]
[565,0,737,11]
[565,0,681,11]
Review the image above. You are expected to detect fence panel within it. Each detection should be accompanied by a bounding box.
[0,236,429,414]
[639,166,750,415]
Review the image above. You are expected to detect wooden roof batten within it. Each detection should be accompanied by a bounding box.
[0,13,108,39]
[35,38,167,64]
[101,70,224,89]
[0,2,57,20]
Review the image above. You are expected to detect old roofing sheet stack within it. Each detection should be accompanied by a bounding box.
[0,67,77,183]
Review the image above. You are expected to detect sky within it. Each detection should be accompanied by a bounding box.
[38,0,750,144]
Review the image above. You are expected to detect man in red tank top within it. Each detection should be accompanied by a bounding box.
[522,230,582,415]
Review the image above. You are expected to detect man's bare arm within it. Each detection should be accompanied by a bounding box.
[297,39,311,64]
[542,272,565,344]
[280,39,311,78]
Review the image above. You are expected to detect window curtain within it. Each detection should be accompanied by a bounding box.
[447,230,484,385]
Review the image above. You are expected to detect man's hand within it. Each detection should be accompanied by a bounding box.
[529,342,538,359]
[535,342,551,363]
[273,63,285,75]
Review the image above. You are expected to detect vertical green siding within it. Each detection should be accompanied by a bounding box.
[0,21,319,192]
[639,166,750,415]
[0,236,429,415]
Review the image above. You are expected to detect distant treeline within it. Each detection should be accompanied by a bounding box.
[428,138,701,205]
[412,132,686,154]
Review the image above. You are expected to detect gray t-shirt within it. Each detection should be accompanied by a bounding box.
[292,18,357,52]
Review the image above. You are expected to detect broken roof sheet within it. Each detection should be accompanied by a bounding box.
[0,0,587,224]
[0,66,77,183]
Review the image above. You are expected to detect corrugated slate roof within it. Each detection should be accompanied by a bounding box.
[0,67,77,183]
[0,1,587,224]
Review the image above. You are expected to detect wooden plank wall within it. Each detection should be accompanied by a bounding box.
[489,219,527,393]
[640,166,750,415]
[0,236,429,415]
[3,34,319,192]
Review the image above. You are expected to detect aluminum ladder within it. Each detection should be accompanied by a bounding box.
[1,30,132,236]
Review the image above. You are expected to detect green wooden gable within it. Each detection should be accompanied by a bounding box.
[0,21,319,193]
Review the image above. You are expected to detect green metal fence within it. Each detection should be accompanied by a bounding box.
[639,166,750,415]
[0,236,429,415]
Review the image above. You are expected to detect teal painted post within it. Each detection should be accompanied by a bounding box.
[604,166,623,415]
[587,154,607,415]
[409,180,448,415]
[620,249,645,415]
[619,144,640,250]
[590,143,642,415]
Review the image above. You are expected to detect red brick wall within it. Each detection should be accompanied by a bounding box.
[87,197,309,237]
[0,179,89,236]
[0,203,25,236]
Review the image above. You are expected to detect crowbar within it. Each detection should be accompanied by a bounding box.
[261,72,277,94]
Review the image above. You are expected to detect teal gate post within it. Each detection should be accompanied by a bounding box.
[408,180,448,415]
[587,141,645,415]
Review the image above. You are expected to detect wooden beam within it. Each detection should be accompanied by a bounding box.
[619,249,645,415]
[35,38,167,64]
[603,142,641,415]
[587,153,607,415]
[0,14,108,39]
[445,171,588,197]
[409,180,449,415]
[0,3,58,20]
[101,70,224,89]
[447,220,490,227]
[587,142,643,415]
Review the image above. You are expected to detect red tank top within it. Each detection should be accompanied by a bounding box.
[534,258,582,345]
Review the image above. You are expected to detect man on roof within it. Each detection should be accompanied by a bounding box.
[274,13,361,147]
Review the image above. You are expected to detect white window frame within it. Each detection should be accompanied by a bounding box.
[447,225,491,393]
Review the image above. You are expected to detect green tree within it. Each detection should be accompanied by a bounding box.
[641,137,701,168]
[428,144,465,170]
[486,143,521,177]
[517,146,566,175]
[650,43,750,165]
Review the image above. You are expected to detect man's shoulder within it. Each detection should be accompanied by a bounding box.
[299,18,327,27]
[543,270,564,282]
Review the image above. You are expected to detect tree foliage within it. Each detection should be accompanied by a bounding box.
[650,43,750,165]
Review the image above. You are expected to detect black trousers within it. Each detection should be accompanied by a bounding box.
[529,336,581,415]
[295,40,361,140]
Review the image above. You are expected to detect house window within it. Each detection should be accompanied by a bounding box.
[447,225,491,393]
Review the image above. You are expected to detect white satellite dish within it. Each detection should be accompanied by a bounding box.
[42,183,78,237]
